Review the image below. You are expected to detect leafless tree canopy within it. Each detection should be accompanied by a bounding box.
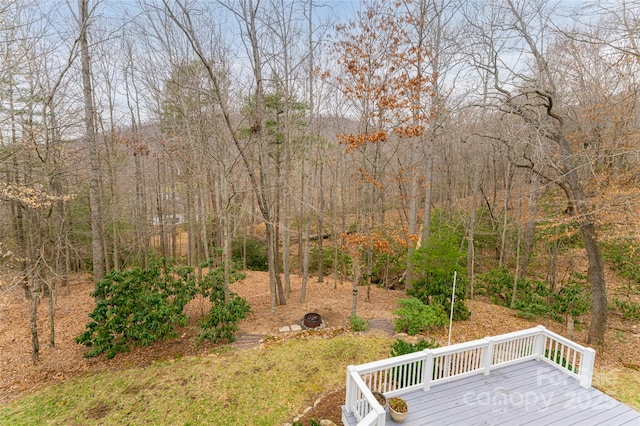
[2,0,639,355]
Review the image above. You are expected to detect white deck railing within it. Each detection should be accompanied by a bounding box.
[344,325,595,426]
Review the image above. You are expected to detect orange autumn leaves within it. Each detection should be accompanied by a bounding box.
[331,1,434,155]
[340,229,413,258]
[338,131,387,153]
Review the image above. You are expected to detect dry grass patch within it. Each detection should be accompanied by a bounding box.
[0,335,392,425]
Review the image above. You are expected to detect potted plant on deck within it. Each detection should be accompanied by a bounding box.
[372,391,387,410]
[388,397,408,423]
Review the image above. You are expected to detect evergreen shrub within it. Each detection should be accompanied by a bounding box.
[75,259,196,359]
[232,237,268,271]
[197,268,250,343]
[76,259,251,358]
[393,297,447,335]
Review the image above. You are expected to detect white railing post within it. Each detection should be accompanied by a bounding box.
[482,337,494,375]
[579,347,596,388]
[423,349,434,391]
[533,325,547,361]
[345,365,356,413]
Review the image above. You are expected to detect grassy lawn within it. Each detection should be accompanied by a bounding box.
[0,335,392,426]
[593,367,640,412]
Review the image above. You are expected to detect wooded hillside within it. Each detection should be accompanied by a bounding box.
[1,0,639,362]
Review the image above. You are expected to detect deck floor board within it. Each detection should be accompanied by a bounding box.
[341,359,640,426]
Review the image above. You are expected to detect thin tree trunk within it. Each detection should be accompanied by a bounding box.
[422,149,434,243]
[405,138,419,290]
[156,159,167,258]
[467,160,483,306]
[48,281,56,348]
[300,214,311,303]
[351,257,360,317]
[510,192,522,309]
[79,0,105,286]
[29,285,40,363]
[521,178,540,280]
[499,162,514,267]
[317,166,325,283]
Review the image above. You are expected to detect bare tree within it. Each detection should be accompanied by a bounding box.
[464,0,609,345]
[156,0,291,312]
[78,0,105,286]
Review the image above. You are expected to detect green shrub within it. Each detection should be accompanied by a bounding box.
[309,245,352,276]
[393,297,447,335]
[512,288,552,319]
[198,295,251,343]
[389,337,439,388]
[550,273,591,322]
[410,211,466,277]
[479,267,513,307]
[406,211,469,321]
[480,268,591,323]
[197,268,251,344]
[408,271,470,321]
[232,237,268,271]
[350,315,369,332]
[480,268,551,318]
[603,239,640,291]
[76,259,251,358]
[613,299,640,321]
[75,259,196,359]
[390,337,439,357]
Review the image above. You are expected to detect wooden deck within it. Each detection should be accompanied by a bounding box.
[342,360,640,425]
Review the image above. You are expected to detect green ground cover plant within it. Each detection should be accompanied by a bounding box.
[613,299,640,321]
[603,239,640,290]
[479,268,590,325]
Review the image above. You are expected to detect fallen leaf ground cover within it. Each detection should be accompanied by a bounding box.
[1,269,639,425]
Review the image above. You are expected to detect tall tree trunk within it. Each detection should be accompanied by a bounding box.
[79,0,105,286]
[351,257,360,317]
[467,160,483,308]
[499,162,514,267]
[48,280,56,348]
[405,138,420,290]
[317,161,325,284]
[134,153,149,268]
[29,283,40,363]
[583,223,607,345]
[156,159,167,258]
[510,192,522,309]
[520,178,540,280]
[171,177,178,260]
[422,147,435,243]
[559,135,608,345]
[300,211,311,303]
